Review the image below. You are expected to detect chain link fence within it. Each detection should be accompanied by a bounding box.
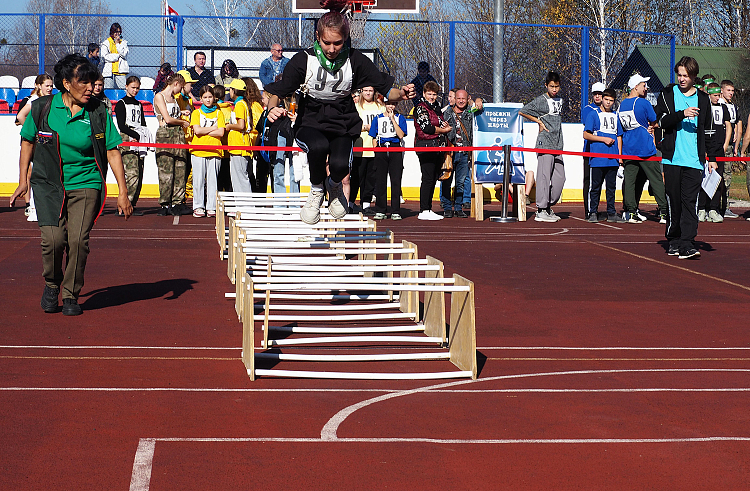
[0,12,676,121]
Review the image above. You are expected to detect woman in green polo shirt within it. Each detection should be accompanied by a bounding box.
[10,54,132,316]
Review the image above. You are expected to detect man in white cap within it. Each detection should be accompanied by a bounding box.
[581,81,606,217]
[617,73,667,223]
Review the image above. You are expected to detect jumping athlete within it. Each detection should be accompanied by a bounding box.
[263,0,415,224]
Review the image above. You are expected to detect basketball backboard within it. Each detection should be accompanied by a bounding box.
[292,0,420,14]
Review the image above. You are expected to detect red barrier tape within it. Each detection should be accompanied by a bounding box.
[118,140,750,162]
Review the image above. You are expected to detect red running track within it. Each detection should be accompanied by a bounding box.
[1,199,749,490]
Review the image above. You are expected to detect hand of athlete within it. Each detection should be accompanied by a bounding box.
[602,137,615,146]
[117,192,133,219]
[684,107,700,118]
[9,182,28,207]
[267,106,286,123]
[538,121,549,133]
[708,161,718,173]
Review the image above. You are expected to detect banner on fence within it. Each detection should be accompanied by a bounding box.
[473,103,525,184]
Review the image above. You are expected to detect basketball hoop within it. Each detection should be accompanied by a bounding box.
[345,0,376,40]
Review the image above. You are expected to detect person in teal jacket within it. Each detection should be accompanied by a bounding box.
[10,54,132,316]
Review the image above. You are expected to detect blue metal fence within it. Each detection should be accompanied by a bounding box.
[0,12,675,121]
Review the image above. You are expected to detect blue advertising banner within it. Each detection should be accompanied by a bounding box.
[472,103,525,184]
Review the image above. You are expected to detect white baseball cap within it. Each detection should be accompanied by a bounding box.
[628,74,650,90]
[591,82,606,93]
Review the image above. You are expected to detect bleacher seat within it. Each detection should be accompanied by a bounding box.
[104,89,126,101]
[0,75,20,94]
[140,76,155,90]
[21,76,37,88]
[12,101,22,114]
[138,89,154,104]
[0,100,9,114]
[141,101,154,116]
[17,88,33,100]
[0,88,17,106]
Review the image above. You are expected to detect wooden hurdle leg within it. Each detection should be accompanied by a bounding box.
[241,273,256,380]
[423,256,447,344]
[515,185,527,222]
[449,274,477,379]
[399,240,419,318]
[227,216,237,283]
[263,257,272,349]
[216,198,224,257]
[234,237,245,320]
[474,182,484,221]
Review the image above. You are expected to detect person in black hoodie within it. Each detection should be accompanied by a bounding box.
[654,56,712,260]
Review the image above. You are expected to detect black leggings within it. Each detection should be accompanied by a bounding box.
[372,149,403,213]
[295,126,353,185]
[417,151,443,211]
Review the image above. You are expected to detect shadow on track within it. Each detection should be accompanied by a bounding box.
[79,278,197,310]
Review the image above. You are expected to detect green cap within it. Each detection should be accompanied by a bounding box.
[707,86,721,94]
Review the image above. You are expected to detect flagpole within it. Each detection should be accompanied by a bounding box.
[161,0,166,65]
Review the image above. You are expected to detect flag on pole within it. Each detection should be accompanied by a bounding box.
[165,0,182,34]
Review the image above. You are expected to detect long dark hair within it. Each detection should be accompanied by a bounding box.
[221,59,239,78]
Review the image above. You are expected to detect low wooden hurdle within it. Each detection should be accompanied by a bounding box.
[218,192,478,380]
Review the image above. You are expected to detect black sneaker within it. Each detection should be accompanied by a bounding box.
[171,204,191,215]
[462,203,471,211]
[455,209,468,218]
[157,206,171,216]
[131,208,144,216]
[587,213,598,223]
[607,214,626,223]
[678,248,701,260]
[443,209,454,218]
[667,244,680,256]
[41,285,60,313]
[62,298,82,316]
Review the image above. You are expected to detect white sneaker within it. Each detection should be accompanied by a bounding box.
[548,209,562,221]
[534,210,557,222]
[418,210,443,220]
[27,207,37,222]
[300,188,325,224]
[326,177,348,219]
[399,196,406,204]
[707,210,724,223]
[636,209,648,221]
[698,210,707,222]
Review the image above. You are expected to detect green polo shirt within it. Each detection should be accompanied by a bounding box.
[20,92,122,190]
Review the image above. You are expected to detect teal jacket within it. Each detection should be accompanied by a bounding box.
[27,95,111,227]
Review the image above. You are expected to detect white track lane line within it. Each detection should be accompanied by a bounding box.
[569,216,622,230]
[320,368,750,440]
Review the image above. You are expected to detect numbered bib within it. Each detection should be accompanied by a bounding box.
[723,103,737,124]
[597,112,617,134]
[200,112,218,128]
[378,115,397,139]
[123,102,143,128]
[305,54,353,101]
[618,110,640,131]
[712,105,725,125]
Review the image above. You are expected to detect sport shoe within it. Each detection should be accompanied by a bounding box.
[400,196,406,204]
[157,206,171,216]
[455,209,468,218]
[659,211,667,224]
[207,210,216,218]
[62,298,83,316]
[636,209,648,221]
[24,203,30,217]
[326,178,348,219]
[443,209,454,218]
[418,210,444,220]
[667,244,680,256]
[534,210,557,222]
[372,213,386,220]
[463,203,471,210]
[390,213,402,220]
[623,211,642,224]
[707,210,724,223]
[301,188,325,224]
[548,209,561,221]
[698,210,707,222]
[607,214,626,223]
[587,213,599,223]
[724,209,739,219]
[679,247,701,260]
[192,208,206,218]
[27,208,38,222]
[41,285,60,313]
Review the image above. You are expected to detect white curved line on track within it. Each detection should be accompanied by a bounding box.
[320,368,750,441]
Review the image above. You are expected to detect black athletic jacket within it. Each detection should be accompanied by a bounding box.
[654,84,711,165]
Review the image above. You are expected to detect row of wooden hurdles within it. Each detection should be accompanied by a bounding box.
[217,191,478,380]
